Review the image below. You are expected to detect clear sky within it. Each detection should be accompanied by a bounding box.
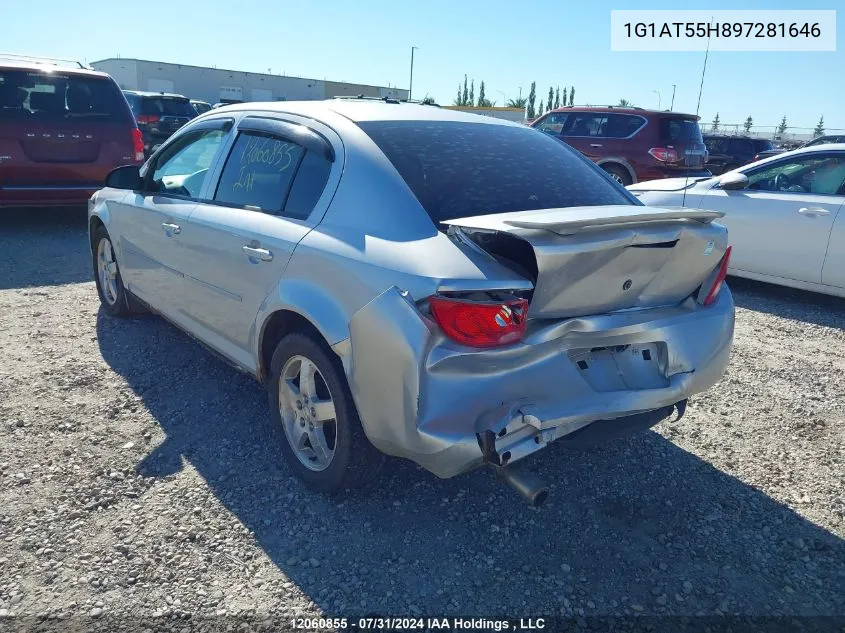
[5,0,843,132]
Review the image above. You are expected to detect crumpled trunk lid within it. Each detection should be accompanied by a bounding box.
[444,205,728,318]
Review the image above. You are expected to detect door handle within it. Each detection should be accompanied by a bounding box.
[590,143,603,148]
[161,222,181,235]
[242,245,273,262]
[798,207,830,216]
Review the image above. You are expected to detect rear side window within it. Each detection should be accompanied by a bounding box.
[141,97,196,117]
[214,132,304,213]
[359,120,634,224]
[659,118,703,143]
[605,114,645,138]
[0,69,130,122]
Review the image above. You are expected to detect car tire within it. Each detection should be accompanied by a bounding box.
[602,164,633,186]
[92,226,133,317]
[268,332,385,493]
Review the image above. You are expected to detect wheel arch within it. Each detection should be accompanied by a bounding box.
[596,158,637,184]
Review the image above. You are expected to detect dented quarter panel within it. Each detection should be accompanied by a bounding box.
[348,285,734,479]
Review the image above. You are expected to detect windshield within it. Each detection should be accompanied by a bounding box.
[0,69,130,122]
[358,120,635,223]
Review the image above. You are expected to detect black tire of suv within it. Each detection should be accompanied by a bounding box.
[92,227,133,317]
[268,332,385,493]
[602,164,633,186]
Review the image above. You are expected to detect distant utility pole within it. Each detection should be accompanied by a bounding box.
[496,90,506,106]
[408,46,418,101]
[518,86,523,99]
[653,90,662,110]
[670,84,676,111]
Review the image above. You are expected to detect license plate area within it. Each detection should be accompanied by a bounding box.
[568,343,668,392]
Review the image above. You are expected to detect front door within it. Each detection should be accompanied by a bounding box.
[114,123,230,317]
[698,152,845,284]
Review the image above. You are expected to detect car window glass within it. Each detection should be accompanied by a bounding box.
[535,112,568,135]
[705,138,728,154]
[283,151,332,219]
[359,120,634,224]
[747,155,845,195]
[0,69,129,122]
[562,113,606,137]
[660,118,703,143]
[214,131,304,213]
[605,114,643,138]
[150,129,226,197]
[141,97,196,117]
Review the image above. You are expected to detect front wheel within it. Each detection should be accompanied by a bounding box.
[92,227,132,317]
[268,333,384,492]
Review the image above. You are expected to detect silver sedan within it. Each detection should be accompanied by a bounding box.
[89,99,734,504]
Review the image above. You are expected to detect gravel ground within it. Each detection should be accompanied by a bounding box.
[1,208,844,631]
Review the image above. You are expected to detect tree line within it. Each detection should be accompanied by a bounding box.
[708,113,827,138]
[453,77,575,118]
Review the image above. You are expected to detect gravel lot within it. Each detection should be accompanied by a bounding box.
[1,208,844,630]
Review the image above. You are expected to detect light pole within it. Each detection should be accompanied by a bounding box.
[518,86,523,100]
[670,84,676,111]
[408,46,418,101]
[653,90,662,110]
[496,90,507,107]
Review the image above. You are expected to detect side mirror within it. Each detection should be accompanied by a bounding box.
[719,171,748,191]
[105,165,142,190]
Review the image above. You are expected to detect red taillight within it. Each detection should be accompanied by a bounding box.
[136,114,160,124]
[648,147,679,163]
[429,295,528,348]
[130,128,145,162]
[702,246,732,306]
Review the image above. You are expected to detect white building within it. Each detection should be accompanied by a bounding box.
[91,58,408,105]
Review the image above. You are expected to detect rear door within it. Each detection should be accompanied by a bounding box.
[822,202,845,289]
[177,116,339,369]
[559,112,606,161]
[697,152,845,283]
[0,68,135,187]
[112,119,231,317]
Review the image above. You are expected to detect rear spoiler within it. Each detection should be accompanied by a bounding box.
[443,205,724,236]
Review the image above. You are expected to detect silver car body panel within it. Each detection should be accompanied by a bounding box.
[90,100,735,478]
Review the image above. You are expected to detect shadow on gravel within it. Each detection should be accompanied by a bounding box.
[0,206,90,289]
[96,309,845,617]
[729,276,845,331]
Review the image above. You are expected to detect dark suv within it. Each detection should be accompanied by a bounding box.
[122,90,197,156]
[0,55,143,208]
[703,135,774,174]
[531,106,710,185]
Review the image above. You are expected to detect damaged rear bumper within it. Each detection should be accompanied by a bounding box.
[345,287,734,479]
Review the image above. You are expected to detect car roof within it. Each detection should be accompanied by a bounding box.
[0,60,111,79]
[742,142,845,169]
[123,90,190,99]
[210,98,523,127]
[547,105,699,119]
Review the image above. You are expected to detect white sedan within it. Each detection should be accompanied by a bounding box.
[628,144,845,298]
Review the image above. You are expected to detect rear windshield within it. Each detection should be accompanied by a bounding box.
[358,120,634,223]
[0,70,130,122]
[140,97,195,117]
[659,117,703,144]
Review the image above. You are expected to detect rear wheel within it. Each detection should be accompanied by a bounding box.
[601,164,633,186]
[92,227,132,317]
[268,332,384,492]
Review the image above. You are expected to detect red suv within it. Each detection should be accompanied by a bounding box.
[531,106,711,185]
[0,55,143,208]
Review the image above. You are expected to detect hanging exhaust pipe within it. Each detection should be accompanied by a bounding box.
[497,465,550,507]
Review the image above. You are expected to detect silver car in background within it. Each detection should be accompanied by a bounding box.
[89,99,734,504]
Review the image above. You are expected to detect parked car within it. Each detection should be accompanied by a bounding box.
[0,54,142,208]
[704,135,775,175]
[89,100,734,503]
[122,90,197,156]
[801,134,845,148]
[191,99,212,115]
[530,105,711,186]
[629,145,845,298]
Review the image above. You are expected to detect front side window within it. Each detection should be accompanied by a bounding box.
[150,129,226,197]
[747,154,845,195]
[359,120,634,224]
[214,132,304,213]
[534,112,568,135]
